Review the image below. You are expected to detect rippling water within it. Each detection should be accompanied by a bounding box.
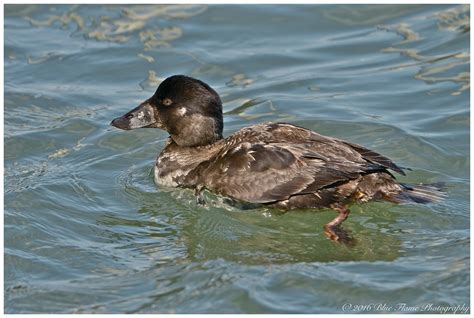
[4,4,470,313]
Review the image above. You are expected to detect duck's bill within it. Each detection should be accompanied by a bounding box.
[110,100,158,130]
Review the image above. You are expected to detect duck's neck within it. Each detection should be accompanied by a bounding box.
[162,138,222,161]
[169,113,223,147]
[155,138,223,187]
[171,130,222,147]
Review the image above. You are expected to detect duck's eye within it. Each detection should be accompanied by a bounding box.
[162,98,173,106]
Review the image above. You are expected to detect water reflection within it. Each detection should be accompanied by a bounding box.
[97,183,403,265]
[379,5,470,95]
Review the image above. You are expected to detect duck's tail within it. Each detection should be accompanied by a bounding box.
[393,182,446,204]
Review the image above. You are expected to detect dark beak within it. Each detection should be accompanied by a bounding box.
[110,99,157,130]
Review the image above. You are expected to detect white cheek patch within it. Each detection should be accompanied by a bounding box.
[130,110,148,127]
[177,107,187,116]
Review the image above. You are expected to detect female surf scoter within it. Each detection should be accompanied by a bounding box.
[111,75,442,242]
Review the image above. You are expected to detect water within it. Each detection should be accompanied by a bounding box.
[4,4,470,314]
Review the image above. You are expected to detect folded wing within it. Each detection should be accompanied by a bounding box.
[196,123,402,203]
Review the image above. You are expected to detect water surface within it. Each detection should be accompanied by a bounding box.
[4,4,470,313]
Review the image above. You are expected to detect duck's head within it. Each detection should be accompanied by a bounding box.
[111,75,223,147]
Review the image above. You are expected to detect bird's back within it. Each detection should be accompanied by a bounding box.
[191,122,405,208]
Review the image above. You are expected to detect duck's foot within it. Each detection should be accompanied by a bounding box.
[324,224,353,244]
[324,206,354,244]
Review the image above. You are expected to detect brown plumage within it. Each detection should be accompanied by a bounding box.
[187,123,402,204]
[111,75,444,242]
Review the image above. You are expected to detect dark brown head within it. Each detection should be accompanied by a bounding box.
[111,75,223,147]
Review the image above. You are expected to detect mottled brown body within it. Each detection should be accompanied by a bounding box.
[155,122,406,211]
[112,75,444,242]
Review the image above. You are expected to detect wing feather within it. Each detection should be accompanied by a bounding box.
[194,123,401,203]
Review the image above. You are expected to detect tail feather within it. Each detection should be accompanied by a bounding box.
[394,183,446,204]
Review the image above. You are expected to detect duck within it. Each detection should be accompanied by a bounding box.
[111,75,443,242]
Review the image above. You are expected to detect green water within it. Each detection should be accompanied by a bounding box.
[4,4,470,313]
